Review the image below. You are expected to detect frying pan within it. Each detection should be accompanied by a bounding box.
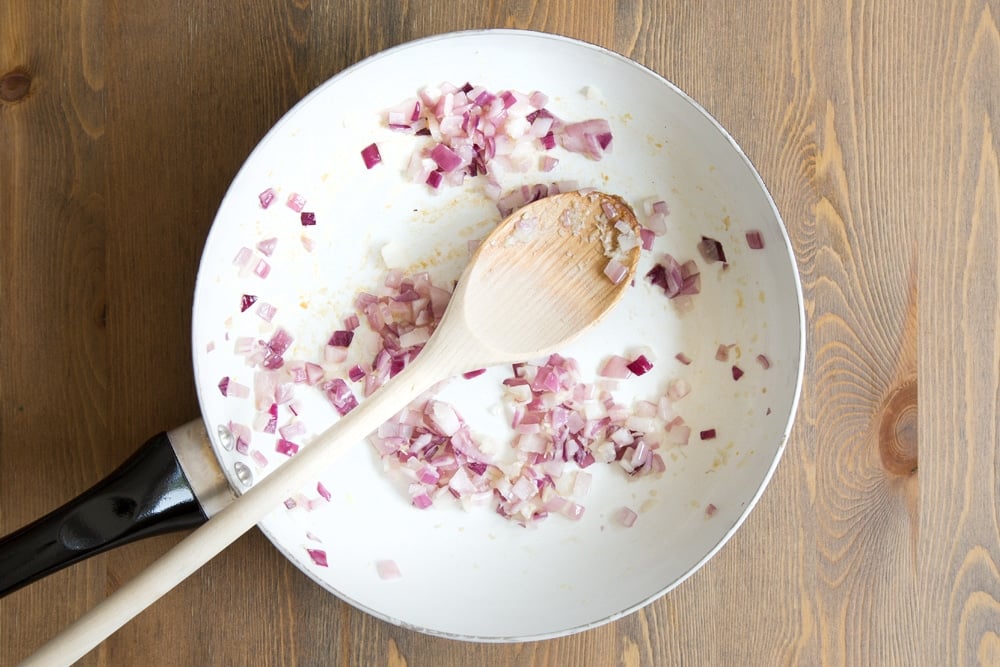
[0,30,804,642]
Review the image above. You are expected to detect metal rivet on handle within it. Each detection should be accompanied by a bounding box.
[217,424,235,451]
[233,461,253,487]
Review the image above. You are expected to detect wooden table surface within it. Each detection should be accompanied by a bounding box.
[2,1,997,665]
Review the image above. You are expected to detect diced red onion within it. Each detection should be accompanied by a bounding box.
[646,254,685,298]
[361,143,382,169]
[306,548,328,567]
[258,188,276,209]
[328,330,354,347]
[700,428,717,440]
[698,236,727,264]
[626,354,653,376]
[255,302,276,322]
[313,482,330,502]
[599,355,632,379]
[732,365,744,381]
[716,344,734,362]
[300,212,316,226]
[705,503,718,517]
[756,354,771,369]
[666,378,691,401]
[409,483,433,509]
[603,259,628,285]
[615,506,638,527]
[304,362,324,385]
[256,237,278,256]
[430,143,463,172]
[667,423,691,446]
[560,502,585,521]
[286,192,307,212]
[278,421,306,440]
[228,422,251,453]
[745,230,765,249]
[235,258,697,527]
[376,559,402,580]
[639,228,656,250]
[675,352,692,365]
[227,379,250,399]
[250,450,268,467]
[266,328,293,357]
[323,345,347,364]
[322,378,358,416]
[233,246,252,268]
[253,258,271,279]
[425,170,443,189]
[275,438,300,456]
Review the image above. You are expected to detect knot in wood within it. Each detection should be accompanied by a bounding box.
[878,378,917,476]
[0,68,31,102]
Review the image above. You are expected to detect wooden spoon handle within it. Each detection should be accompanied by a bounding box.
[22,349,449,667]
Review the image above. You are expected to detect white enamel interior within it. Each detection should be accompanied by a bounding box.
[191,30,805,641]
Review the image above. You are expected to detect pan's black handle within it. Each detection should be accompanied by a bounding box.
[0,421,232,597]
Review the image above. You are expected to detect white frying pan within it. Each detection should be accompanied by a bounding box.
[1,30,804,642]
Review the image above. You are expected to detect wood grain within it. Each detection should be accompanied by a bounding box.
[0,0,996,665]
[919,2,1000,666]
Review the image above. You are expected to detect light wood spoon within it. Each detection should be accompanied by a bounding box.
[24,190,641,666]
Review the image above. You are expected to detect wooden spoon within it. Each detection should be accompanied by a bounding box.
[24,191,642,666]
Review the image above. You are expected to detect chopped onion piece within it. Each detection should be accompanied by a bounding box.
[328,330,354,348]
[666,378,691,401]
[275,438,300,456]
[317,482,331,501]
[698,236,727,264]
[279,421,306,440]
[232,246,252,268]
[306,548,328,567]
[639,228,656,250]
[300,212,316,226]
[255,302,276,322]
[603,259,628,284]
[361,143,382,169]
[323,379,358,416]
[666,421,691,446]
[376,559,402,580]
[732,365,744,381]
[615,506,638,527]
[256,237,278,256]
[253,258,271,279]
[626,354,653,376]
[700,428,717,440]
[745,230,765,249]
[286,192,307,212]
[599,355,632,379]
[258,188,276,209]
[756,354,771,369]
